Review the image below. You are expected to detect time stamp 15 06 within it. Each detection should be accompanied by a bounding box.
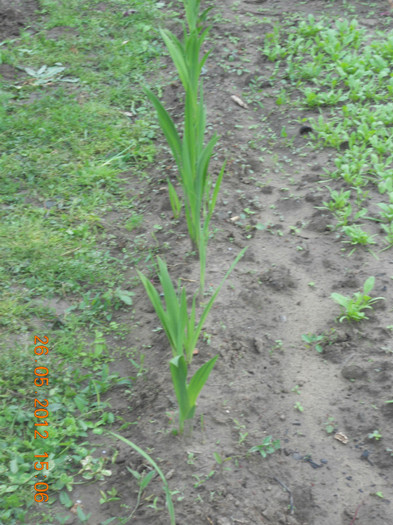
[33,335,50,503]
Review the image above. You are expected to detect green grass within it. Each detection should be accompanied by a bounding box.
[0,0,168,522]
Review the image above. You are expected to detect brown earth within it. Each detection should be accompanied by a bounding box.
[7,0,393,524]
[0,0,39,40]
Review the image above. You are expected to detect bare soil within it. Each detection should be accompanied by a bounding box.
[0,0,38,40]
[9,0,393,524]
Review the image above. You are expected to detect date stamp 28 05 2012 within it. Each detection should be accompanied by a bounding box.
[33,335,50,504]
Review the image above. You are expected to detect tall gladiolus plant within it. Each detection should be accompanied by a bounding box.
[145,0,222,294]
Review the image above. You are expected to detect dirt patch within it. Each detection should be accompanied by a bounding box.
[0,0,39,40]
[0,63,20,82]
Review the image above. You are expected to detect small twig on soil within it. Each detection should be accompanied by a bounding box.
[274,477,294,515]
[179,278,197,283]
[349,501,364,525]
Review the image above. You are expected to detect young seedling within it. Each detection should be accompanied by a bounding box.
[321,188,351,211]
[192,470,215,488]
[233,418,248,445]
[331,276,384,322]
[294,402,304,413]
[213,452,232,473]
[342,225,376,247]
[324,417,336,434]
[381,222,393,248]
[302,333,324,353]
[248,436,281,458]
[126,466,156,519]
[368,429,382,441]
[99,488,120,505]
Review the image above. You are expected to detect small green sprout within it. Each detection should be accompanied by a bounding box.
[302,333,324,353]
[233,419,249,444]
[331,276,384,322]
[213,452,232,467]
[99,488,120,504]
[368,429,382,441]
[324,417,336,434]
[294,402,304,413]
[248,436,281,458]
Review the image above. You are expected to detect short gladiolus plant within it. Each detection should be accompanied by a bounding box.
[138,248,246,433]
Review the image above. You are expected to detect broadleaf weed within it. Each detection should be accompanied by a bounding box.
[331,276,384,322]
[248,436,281,458]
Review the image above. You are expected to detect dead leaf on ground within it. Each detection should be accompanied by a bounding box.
[334,432,349,444]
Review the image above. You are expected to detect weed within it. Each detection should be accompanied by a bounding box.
[109,433,176,525]
[233,419,249,445]
[99,488,120,505]
[261,15,393,244]
[324,417,336,434]
[331,276,384,322]
[248,436,281,458]
[302,333,324,353]
[368,429,382,441]
[0,0,164,520]
[294,402,304,413]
